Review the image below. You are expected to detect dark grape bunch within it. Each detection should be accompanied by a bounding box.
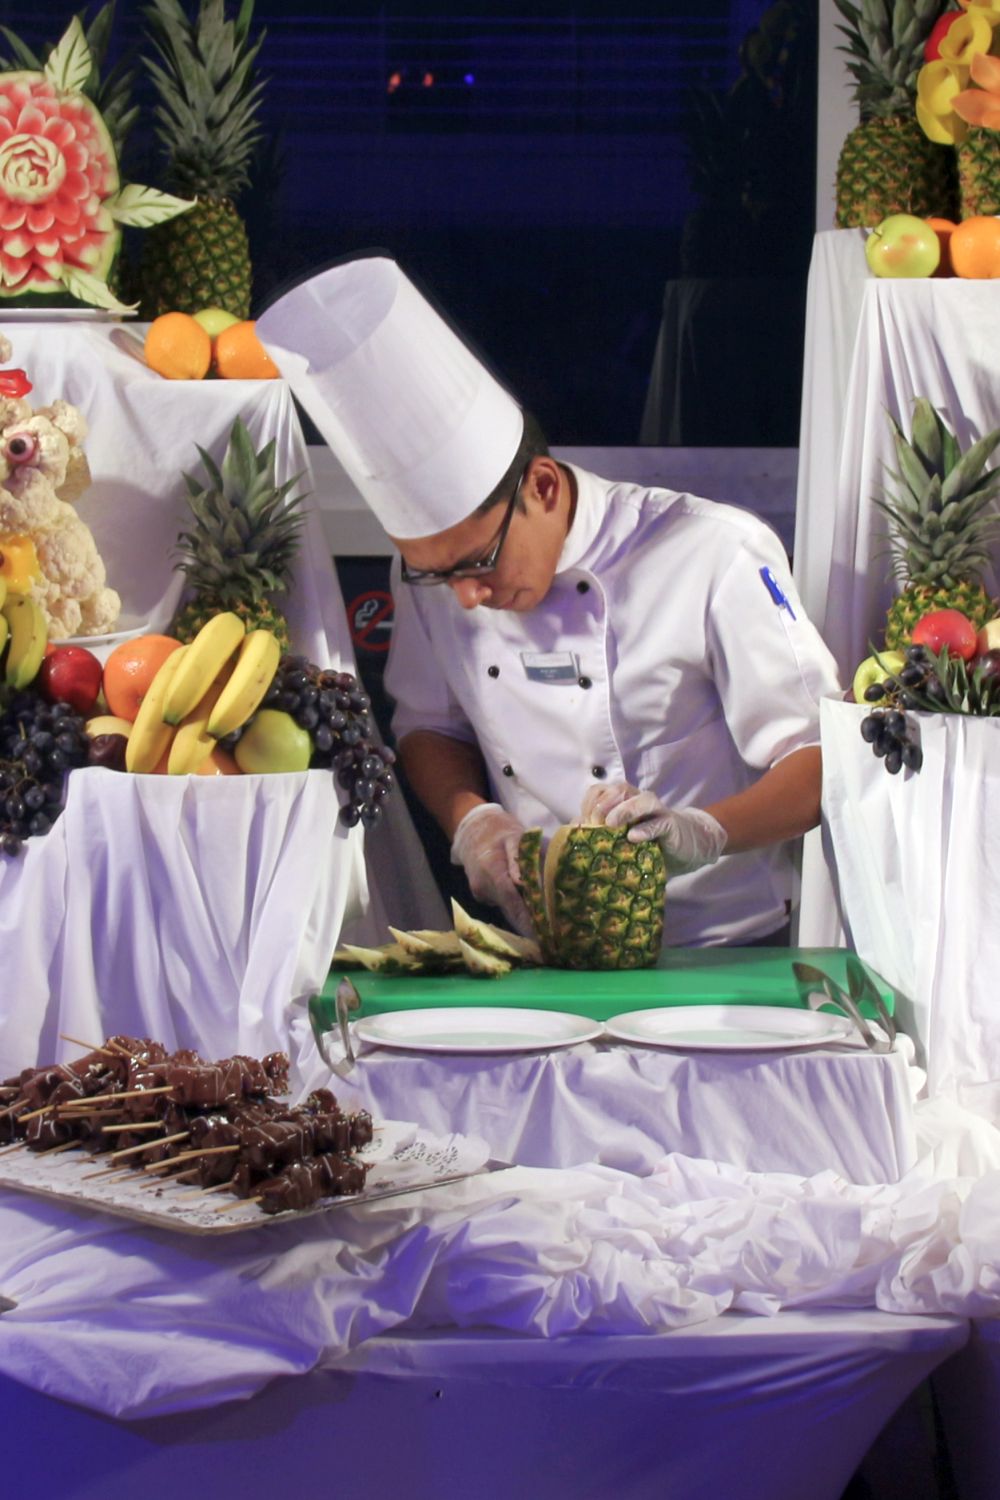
[225,655,396,830]
[0,690,91,856]
[858,643,936,776]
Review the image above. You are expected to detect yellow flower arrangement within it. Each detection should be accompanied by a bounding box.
[917,3,1000,144]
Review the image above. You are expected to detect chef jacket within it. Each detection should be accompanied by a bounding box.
[385,464,841,946]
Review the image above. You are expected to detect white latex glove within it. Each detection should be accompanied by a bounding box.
[580,782,727,876]
[450,803,533,934]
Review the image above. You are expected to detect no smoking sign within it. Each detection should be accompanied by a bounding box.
[347,590,394,654]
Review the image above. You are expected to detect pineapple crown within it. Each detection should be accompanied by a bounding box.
[143,0,266,198]
[875,398,1000,587]
[175,417,306,601]
[834,0,947,121]
[0,3,140,157]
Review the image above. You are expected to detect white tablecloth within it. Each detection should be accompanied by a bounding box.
[0,1312,968,1500]
[318,1033,920,1184]
[0,322,446,1079]
[821,698,1000,1119]
[792,229,1000,683]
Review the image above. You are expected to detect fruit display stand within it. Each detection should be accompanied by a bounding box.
[0,319,445,1078]
[820,696,1000,1115]
[792,228,1000,683]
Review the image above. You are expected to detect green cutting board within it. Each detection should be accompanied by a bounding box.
[316,947,895,1026]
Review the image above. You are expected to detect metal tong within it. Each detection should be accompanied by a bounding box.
[308,977,361,1078]
[792,957,896,1055]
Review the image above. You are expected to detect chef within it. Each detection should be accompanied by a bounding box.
[258,255,842,947]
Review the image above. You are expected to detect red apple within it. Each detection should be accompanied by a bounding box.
[38,645,103,715]
[911,608,979,661]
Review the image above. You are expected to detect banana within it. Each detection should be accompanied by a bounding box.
[167,678,227,775]
[126,647,188,773]
[3,593,47,689]
[207,629,281,739]
[0,613,8,663]
[161,612,245,726]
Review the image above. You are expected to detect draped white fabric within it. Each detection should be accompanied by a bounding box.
[0,1314,967,1500]
[312,1033,920,1184]
[792,229,1000,683]
[0,1097,997,1421]
[822,697,1000,1117]
[0,322,447,1075]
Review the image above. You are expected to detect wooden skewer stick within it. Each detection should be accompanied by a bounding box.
[81,1163,143,1183]
[0,1141,27,1155]
[143,1144,240,1174]
[58,1034,119,1058]
[0,1101,27,1119]
[56,1086,175,1109]
[216,1195,262,1214]
[101,1121,164,1134]
[34,1139,81,1158]
[110,1131,189,1163]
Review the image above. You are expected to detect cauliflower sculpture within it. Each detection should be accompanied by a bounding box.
[0,335,120,639]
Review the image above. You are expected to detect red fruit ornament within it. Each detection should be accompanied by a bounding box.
[911,608,979,661]
[924,12,959,61]
[38,645,103,716]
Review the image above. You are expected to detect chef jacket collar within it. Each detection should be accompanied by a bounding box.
[553,463,607,576]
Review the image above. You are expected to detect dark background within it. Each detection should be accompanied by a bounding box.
[8,0,817,447]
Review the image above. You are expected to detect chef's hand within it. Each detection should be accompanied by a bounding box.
[450,803,533,934]
[580,782,727,876]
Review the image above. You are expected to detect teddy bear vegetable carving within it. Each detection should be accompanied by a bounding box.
[0,335,120,639]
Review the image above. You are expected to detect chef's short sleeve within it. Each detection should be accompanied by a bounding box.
[385,556,478,746]
[706,527,842,770]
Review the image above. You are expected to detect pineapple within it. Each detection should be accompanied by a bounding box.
[171,417,305,649]
[877,399,1000,648]
[518,825,666,971]
[138,0,266,318]
[834,0,957,227]
[957,127,1000,219]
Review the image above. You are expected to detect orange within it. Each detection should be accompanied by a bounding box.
[103,634,182,722]
[213,321,281,380]
[926,217,957,277]
[950,216,1000,279]
[144,312,213,380]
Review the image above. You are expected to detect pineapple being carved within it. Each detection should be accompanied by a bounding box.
[834,0,957,227]
[877,400,1000,648]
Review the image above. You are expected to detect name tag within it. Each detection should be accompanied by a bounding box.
[521,650,579,684]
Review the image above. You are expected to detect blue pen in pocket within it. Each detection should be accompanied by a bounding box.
[759,566,797,620]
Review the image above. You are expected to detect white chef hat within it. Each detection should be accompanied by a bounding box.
[256,254,524,539]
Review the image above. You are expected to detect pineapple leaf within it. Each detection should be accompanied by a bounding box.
[104,184,195,226]
[892,432,935,504]
[0,26,42,71]
[44,16,92,95]
[908,399,944,475]
[941,428,1000,504]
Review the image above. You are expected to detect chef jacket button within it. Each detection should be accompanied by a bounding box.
[591,765,606,779]
[487,665,500,678]
[578,675,592,689]
[502,763,514,777]
[576,580,590,594]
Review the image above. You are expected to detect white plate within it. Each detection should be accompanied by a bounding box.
[603,1005,856,1052]
[0,307,136,321]
[354,1007,603,1054]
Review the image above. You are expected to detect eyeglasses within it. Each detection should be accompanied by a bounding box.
[399,465,528,587]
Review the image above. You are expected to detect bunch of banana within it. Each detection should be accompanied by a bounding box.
[126,611,283,774]
[1,590,48,690]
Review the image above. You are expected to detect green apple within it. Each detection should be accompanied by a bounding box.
[851,650,906,704]
[234,709,312,773]
[865,215,940,278]
[192,306,241,339]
